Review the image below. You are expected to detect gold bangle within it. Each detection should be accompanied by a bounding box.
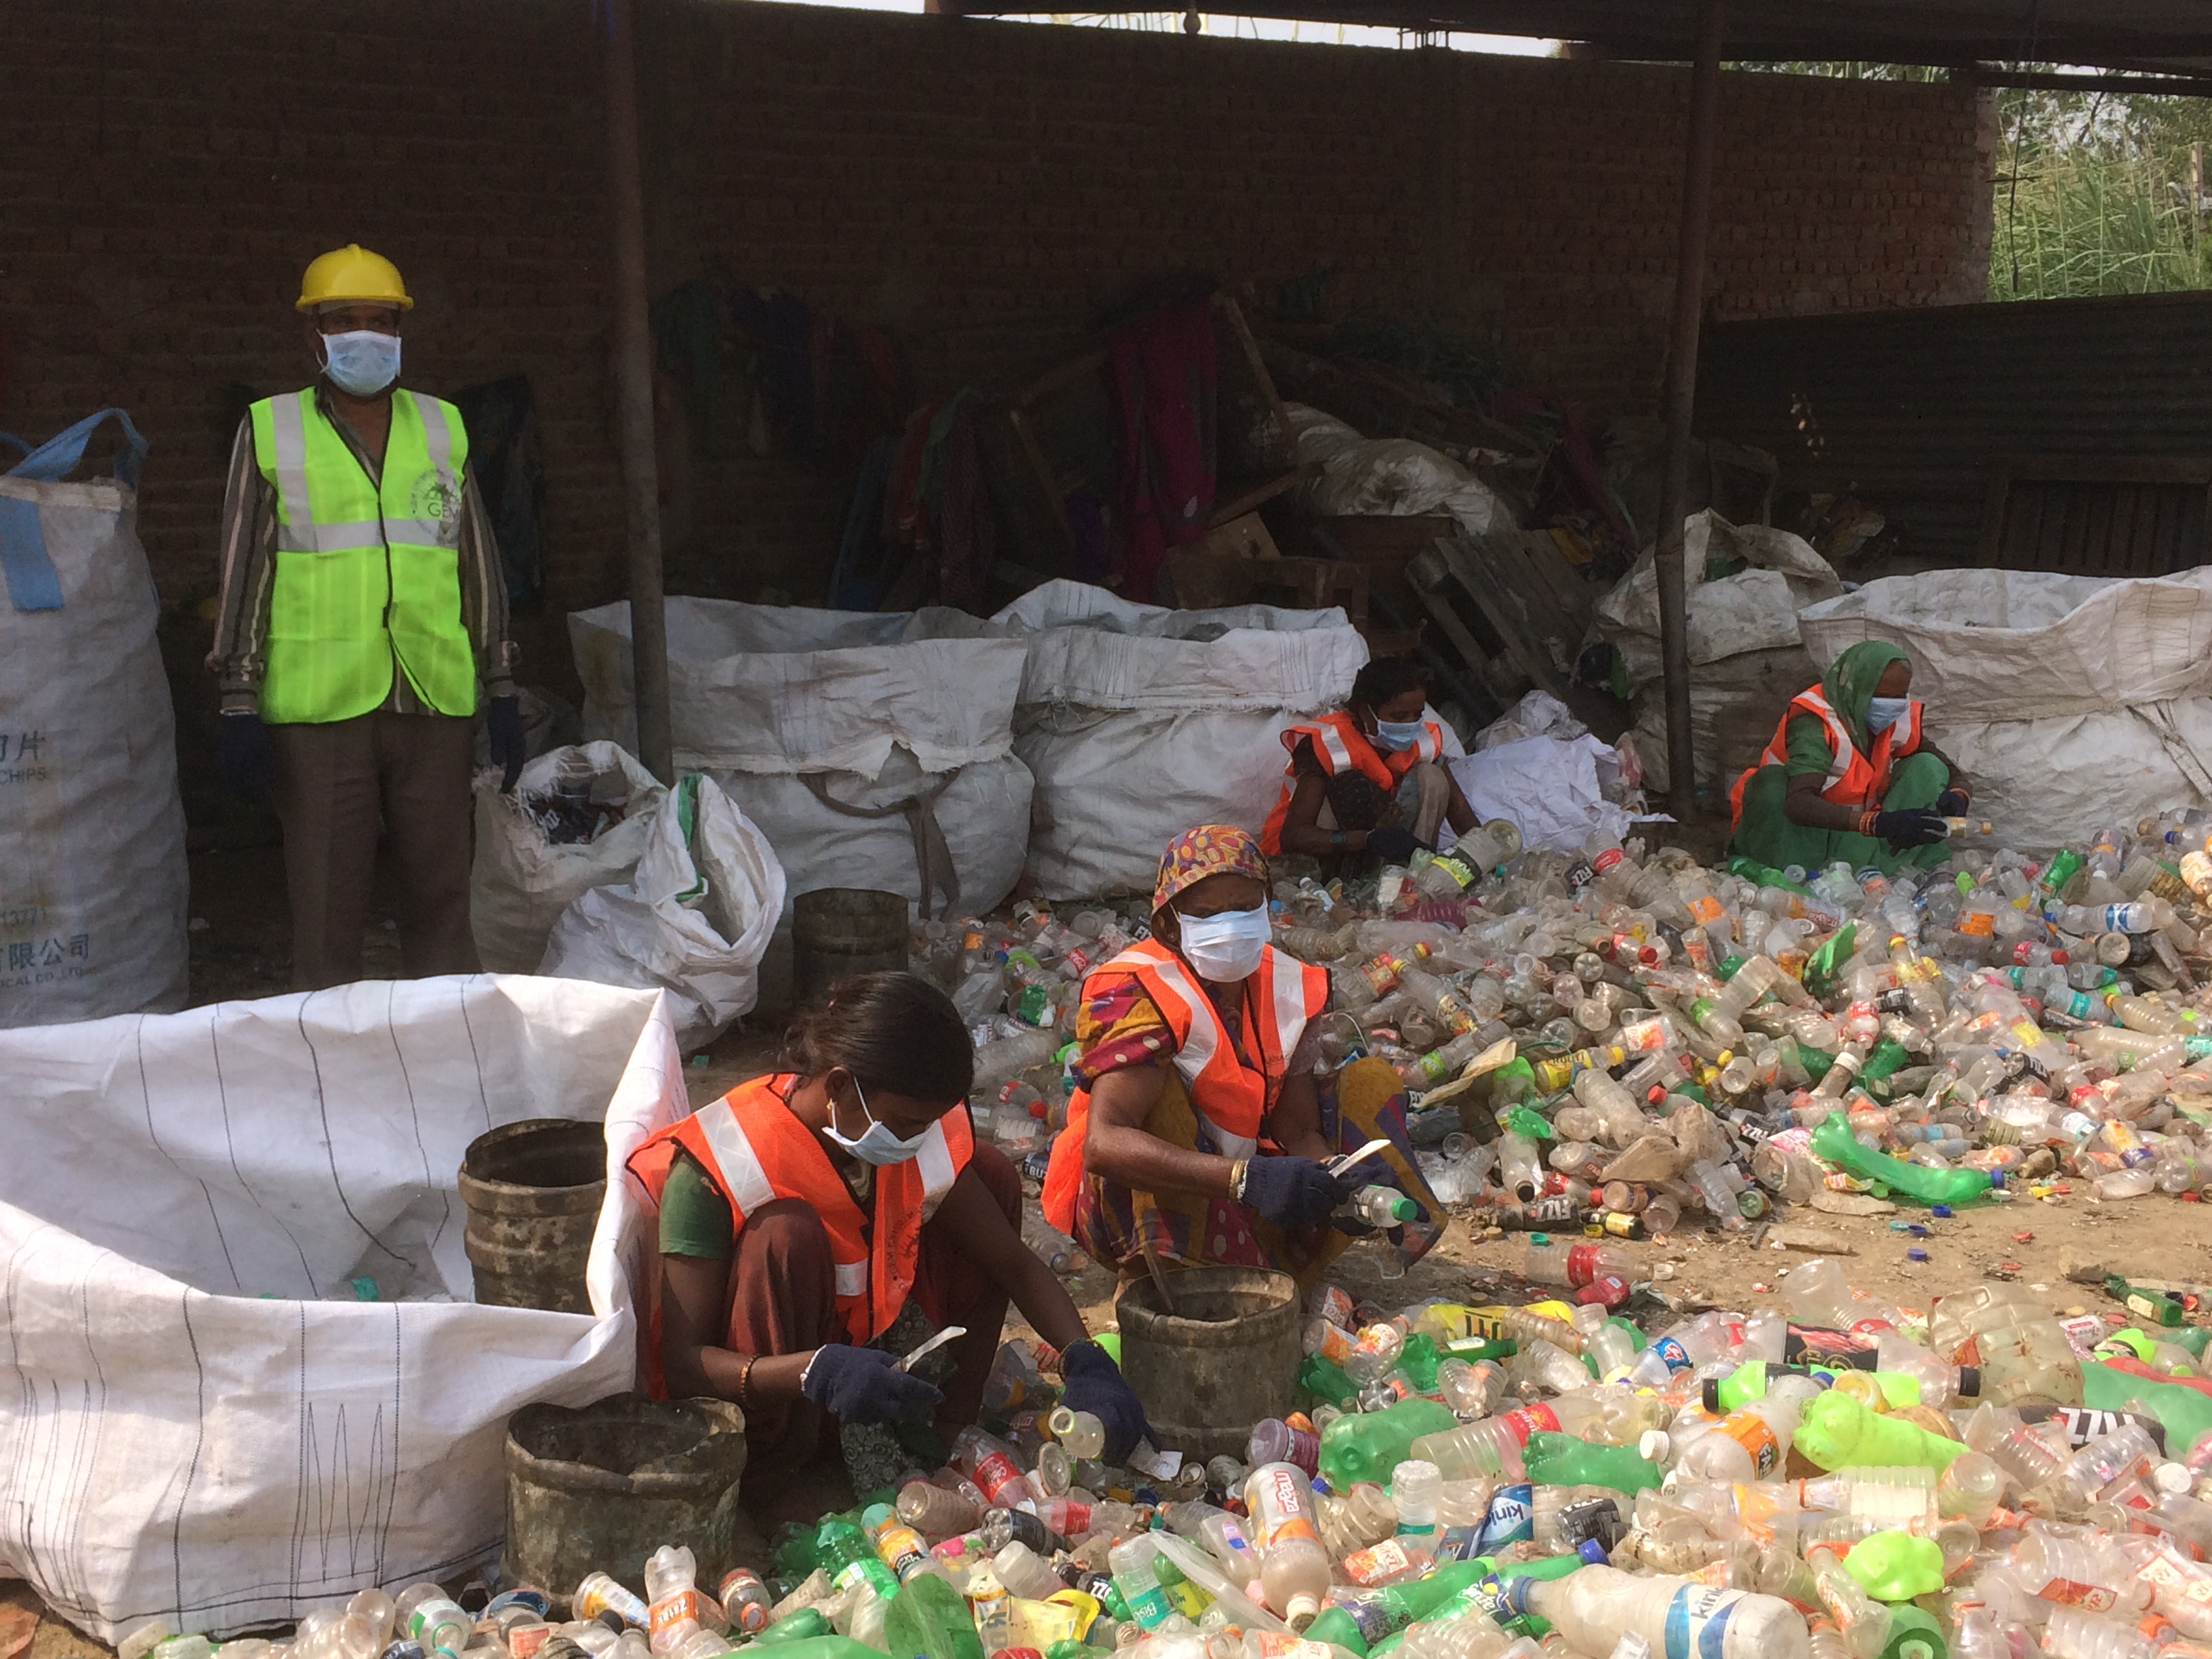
[1229,1158,1251,1203]
[735,1353,757,1411]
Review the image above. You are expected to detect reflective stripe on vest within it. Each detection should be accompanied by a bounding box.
[249,386,476,722]
[1261,711,1443,854]
[628,1075,971,1343]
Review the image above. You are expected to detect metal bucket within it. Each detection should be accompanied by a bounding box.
[792,886,909,1006]
[460,1118,606,1313]
[504,1392,755,1599]
[1115,1266,1301,1459]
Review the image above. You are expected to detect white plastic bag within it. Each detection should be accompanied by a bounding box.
[0,975,681,1640]
[1450,734,1636,853]
[571,598,1031,921]
[539,773,785,1050]
[1283,403,1505,538]
[0,410,187,1025]
[471,741,669,972]
[1799,569,2212,847]
[992,581,1370,898]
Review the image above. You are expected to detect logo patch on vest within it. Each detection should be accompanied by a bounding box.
[408,468,462,529]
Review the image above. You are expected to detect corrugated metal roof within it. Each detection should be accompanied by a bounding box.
[1696,291,2212,569]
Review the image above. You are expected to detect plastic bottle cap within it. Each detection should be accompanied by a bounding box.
[1957,1366,1982,1397]
[1577,1538,1610,1564]
[1639,1429,1671,1463]
[1907,1248,1929,1262]
[1930,1204,1953,1218]
[1699,1379,1723,1412]
[2156,1462,2194,1494]
[1286,1595,1321,1629]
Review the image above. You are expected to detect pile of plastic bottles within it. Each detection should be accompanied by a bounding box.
[144,1269,2212,1659]
[917,809,2212,1235]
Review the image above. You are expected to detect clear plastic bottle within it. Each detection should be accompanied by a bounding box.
[1243,1462,1332,1629]
[2003,1530,2150,1614]
[644,1545,703,1654]
[897,1478,980,1540]
[953,1425,1038,1510]
[397,1584,476,1659]
[1391,1459,1443,1541]
[1805,1545,1889,1659]
[2040,1606,2158,1659]
[716,1568,772,1636]
[1248,1416,1322,1477]
[1506,1566,1809,1659]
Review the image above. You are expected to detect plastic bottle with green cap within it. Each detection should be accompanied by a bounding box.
[1319,1396,1457,1488]
[1881,1605,1948,1659]
[882,1574,987,1659]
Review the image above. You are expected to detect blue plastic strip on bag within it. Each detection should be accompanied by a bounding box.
[0,409,149,613]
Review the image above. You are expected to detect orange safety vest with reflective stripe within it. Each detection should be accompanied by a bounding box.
[1260,710,1446,855]
[1040,939,1331,1233]
[626,1073,972,1394]
[1728,687,1924,830]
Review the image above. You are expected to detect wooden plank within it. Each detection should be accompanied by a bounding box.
[1208,465,1313,527]
[2011,455,2212,487]
[1438,534,1571,699]
[1407,546,1501,678]
[1215,293,1298,471]
[1978,462,2012,567]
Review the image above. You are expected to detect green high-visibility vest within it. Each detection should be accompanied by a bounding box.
[249,386,478,723]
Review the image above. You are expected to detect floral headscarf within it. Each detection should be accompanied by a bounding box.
[1152,824,1269,916]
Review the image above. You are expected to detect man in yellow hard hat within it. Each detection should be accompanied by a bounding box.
[207,244,525,990]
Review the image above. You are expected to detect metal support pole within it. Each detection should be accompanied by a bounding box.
[605,0,674,783]
[1654,0,1725,821]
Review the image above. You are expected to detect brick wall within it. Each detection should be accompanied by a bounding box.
[1,0,1991,659]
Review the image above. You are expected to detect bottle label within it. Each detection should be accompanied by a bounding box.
[717,1573,770,1633]
[1474,1483,1533,1552]
[1958,909,1995,938]
[1250,1465,1322,1549]
[649,1592,707,1637]
[1342,1538,1425,1585]
[871,1524,930,1582]
[1497,1402,1562,1443]
[1666,1586,1745,1652]
[970,1450,1024,1502]
[1687,895,1726,927]
[1652,1336,1690,1372]
[1565,860,1597,895]
[2015,1405,2167,1452]
[508,1629,550,1659]
[1592,846,1624,876]
[1722,1411,1782,1477]
[1434,1523,1484,1564]
[2022,1574,2118,1612]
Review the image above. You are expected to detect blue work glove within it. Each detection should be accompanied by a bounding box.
[1240,1155,1351,1232]
[1059,1339,1151,1466]
[1936,788,1971,816]
[800,1343,944,1425]
[487,693,527,793]
[218,710,278,804]
[1364,825,1420,862]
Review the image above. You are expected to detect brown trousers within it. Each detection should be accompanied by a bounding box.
[269,711,480,991]
[725,1141,1023,1518]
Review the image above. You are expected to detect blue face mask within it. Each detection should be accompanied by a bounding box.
[1373,718,1427,753]
[320,329,402,397]
[1866,696,1910,734]
[824,1074,935,1167]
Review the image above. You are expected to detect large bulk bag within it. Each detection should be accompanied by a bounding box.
[994,580,1371,899]
[0,410,187,1025]
[471,741,670,972]
[1594,511,1841,793]
[571,599,1031,926]
[539,773,785,1049]
[0,975,680,1639]
[1799,568,2212,848]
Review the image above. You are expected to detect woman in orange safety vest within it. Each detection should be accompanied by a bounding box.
[1041,824,1443,1288]
[1728,639,1970,876]
[629,972,1146,1521]
[1262,657,1481,867]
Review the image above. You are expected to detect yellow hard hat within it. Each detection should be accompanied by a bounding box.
[295,243,413,312]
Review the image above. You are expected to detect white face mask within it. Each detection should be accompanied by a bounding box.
[1175,905,1271,983]
[823,1074,933,1166]
[1866,696,1910,734]
[1373,718,1427,754]
[320,329,402,397]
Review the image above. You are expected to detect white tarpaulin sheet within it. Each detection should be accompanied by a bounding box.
[1799,568,2212,848]
[993,581,1370,898]
[572,600,1031,926]
[1451,734,1637,854]
[0,976,680,1640]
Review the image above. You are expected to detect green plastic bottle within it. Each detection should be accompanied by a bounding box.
[2105,1275,2187,1327]
[753,1607,834,1646]
[1519,1431,1662,1494]
[883,1575,986,1659]
[1883,1605,1948,1659]
[1860,1036,1912,1100]
[1841,1532,1944,1601]
[1300,1350,1359,1408]
[1790,1390,1963,1473]
[1319,1395,1456,1489]
[1305,1607,1373,1656]
[1396,1331,1443,1391]
[1811,1113,1992,1208]
[816,1515,901,1602]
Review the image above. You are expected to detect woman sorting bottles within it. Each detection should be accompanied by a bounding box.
[1262,656,1481,865]
[1729,638,1971,876]
[628,972,1147,1523]
[1041,824,1444,1285]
